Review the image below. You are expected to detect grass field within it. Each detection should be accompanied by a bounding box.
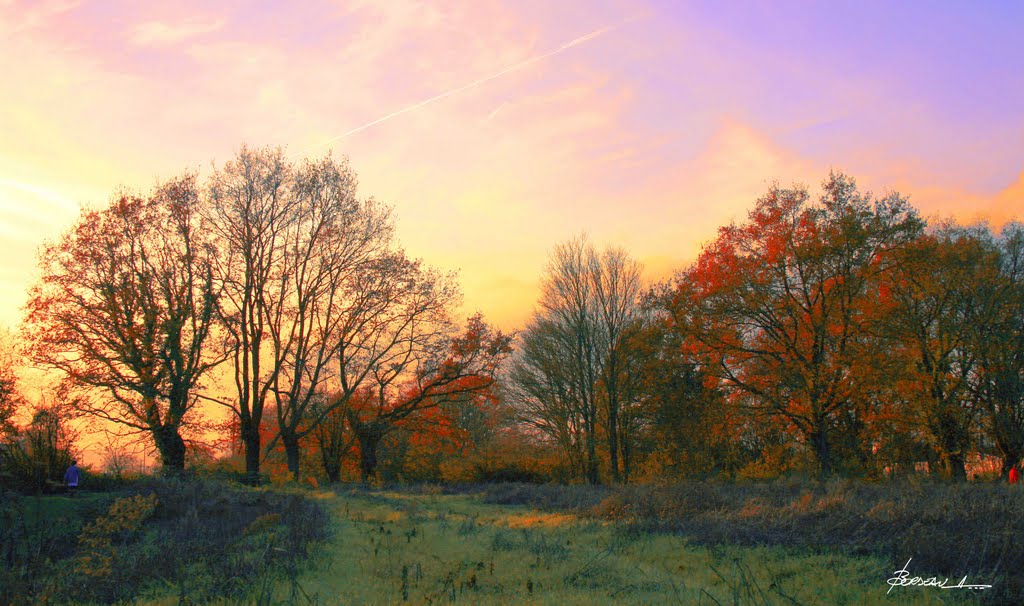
[287,488,986,605]
[5,481,1009,604]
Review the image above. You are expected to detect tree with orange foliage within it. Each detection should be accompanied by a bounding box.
[24,175,222,469]
[343,314,512,483]
[672,173,922,477]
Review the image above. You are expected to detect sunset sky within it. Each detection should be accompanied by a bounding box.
[2,0,1022,332]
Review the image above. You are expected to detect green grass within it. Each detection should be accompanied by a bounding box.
[286,488,983,605]
[5,483,998,604]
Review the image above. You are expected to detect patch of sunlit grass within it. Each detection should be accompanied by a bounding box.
[500,511,577,528]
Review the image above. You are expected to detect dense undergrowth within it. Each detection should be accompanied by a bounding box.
[0,476,331,604]
[477,480,1023,604]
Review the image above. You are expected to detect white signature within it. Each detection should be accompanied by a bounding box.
[886,558,992,594]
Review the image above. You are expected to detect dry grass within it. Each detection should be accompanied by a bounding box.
[480,479,1023,604]
[287,486,987,605]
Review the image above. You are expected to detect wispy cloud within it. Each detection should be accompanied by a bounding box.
[307,18,633,152]
[131,17,224,45]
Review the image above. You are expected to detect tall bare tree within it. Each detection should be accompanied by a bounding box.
[592,247,644,482]
[511,235,646,484]
[266,155,393,479]
[205,146,297,479]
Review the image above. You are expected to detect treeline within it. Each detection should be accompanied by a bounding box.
[509,173,1024,483]
[2,151,1021,486]
[8,145,511,485]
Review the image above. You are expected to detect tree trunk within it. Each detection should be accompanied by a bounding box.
[935,409,968,481]
[944,452,967,481]
[608,401,620,484]
[620,435,632,484]
[153,425,186,470]
[283,432,301,481]
[355,428,383,484]
[584,414,599,484]
[322,451,342,483]
[241,418,261,484]
[810,428,832,479]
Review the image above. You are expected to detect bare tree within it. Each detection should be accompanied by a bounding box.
[267,155,393,479]
[511,235,647,484]
[508,316,586,478]
[24,175,222,469]
[205,146,297,479]
[592,247,644,482]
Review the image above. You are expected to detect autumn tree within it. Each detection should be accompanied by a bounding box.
[24,175,222,469]
[266,155,393,480]
[342,311,512,483]
[672,173,922,477]
[879,224,1000,480]
[973,223,1024,477]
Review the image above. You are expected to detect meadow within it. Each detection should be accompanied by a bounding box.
[290,484,1001,605]
[3,478,1017,604]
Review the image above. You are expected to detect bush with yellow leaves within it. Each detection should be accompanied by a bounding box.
[75,493,158,578]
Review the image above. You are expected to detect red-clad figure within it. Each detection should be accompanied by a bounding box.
[1010,466,1020,485]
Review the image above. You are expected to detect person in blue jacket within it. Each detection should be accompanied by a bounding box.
[64,460,80,495]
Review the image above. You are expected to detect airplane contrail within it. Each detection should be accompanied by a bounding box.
[309,20,628,151]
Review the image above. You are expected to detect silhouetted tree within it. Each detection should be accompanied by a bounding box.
[344,313,512,483]
[973,223,1024,476]
[24,175,222,469]
[204,145,296,480]
[265,155,393,480]
[511,236,647,483]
